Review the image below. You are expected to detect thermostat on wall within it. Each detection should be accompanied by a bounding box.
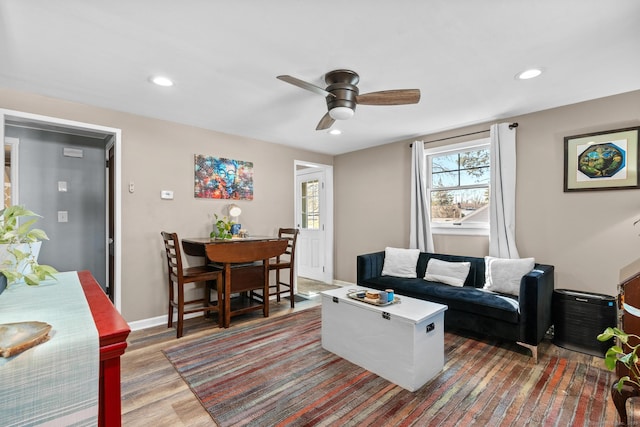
[160,190,174,200]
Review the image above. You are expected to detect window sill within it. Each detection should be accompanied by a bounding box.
[431,226,489,237]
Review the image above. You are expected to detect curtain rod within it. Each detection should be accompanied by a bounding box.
[410,122,518,147]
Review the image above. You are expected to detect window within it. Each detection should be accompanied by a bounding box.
[425,138,490,235]
[301,179,320,229]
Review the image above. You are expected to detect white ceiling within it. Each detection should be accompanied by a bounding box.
[1,1,639,155]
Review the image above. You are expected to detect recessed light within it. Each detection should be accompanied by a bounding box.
[516,68,543,80]
[150,75,174,87]
[329,129,342,135]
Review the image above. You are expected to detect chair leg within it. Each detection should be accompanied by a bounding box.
[289,268,295,308]
[216,274,224,328]
[275,269,281,302]
[204,281,211,318]
[167,280,174,328]
[177,284,185,338]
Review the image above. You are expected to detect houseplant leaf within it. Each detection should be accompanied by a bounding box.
[0,206,57,286]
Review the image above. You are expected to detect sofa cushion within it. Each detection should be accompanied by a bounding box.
[483,256,535,296]
[360,276,519,324]
[424,258,470,287]
[416,253,485,288]
[381,247,420,278]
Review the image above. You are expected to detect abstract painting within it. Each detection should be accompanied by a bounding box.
[194,155,254,200]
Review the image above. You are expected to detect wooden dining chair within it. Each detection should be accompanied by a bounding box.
[268,228,300,308]
[161,231,223,338]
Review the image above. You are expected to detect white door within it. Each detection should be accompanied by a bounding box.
[296,169,326,281]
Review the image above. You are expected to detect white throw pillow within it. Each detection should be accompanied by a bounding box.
[483,256,535,296]
[424,258,471,287]
[381,247,420,278]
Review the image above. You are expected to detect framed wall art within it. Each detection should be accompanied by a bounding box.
[194,155,254,200]
[564,126,640,192]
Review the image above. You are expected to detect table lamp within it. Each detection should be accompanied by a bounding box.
[228,204,242,235]
[228,204,242,217]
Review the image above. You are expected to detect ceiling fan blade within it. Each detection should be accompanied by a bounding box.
[316,112,335,130]
[356,89,421,105]
[277,75,334,98]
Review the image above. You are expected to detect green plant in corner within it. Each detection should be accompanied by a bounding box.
[598,327,640,391]
[598,326,640,424]
[210,214,235,240]
[0,205,58,286]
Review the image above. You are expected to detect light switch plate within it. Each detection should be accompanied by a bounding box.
[57,211,68,223]
[58,181,68,192]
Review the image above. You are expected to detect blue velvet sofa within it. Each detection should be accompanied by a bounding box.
[356,251,555,361]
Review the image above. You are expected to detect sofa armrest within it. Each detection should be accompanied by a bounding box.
[518,263,555,346]
[357,251,385,284]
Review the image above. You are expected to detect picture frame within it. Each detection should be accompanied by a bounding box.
[194,155,254,200]
[564,126,640,192]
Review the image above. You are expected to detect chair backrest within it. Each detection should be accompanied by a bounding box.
[161,231,183,280]
[277,228,299,264]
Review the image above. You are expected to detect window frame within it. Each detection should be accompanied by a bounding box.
[424,137,491,236]
[300,178,320,230]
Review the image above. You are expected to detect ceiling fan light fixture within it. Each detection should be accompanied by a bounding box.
[329,106,354,120]
[277,69,421,131]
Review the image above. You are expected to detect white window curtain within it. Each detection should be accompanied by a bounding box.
[489,123,520,258]
[410,141,434,252]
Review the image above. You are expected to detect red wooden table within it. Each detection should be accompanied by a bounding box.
[78,270,130,427]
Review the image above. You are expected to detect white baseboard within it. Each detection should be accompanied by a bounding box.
[129,282,354,331]
[127,312,204,332]
[333,279,353,287]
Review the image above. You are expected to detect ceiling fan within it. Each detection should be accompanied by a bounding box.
[277,69,421,130]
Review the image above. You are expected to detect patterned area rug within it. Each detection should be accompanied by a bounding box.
[163,307,617,426]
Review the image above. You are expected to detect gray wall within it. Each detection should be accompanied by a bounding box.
[6,127,107,286]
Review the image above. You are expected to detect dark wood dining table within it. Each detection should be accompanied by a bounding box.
[181,236,288,328]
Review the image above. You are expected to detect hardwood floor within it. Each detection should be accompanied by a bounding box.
[120,294,611,426]
[296,276,340,296]
[121,296,321,426]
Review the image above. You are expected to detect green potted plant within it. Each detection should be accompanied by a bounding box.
[0,205,58,288]
[210,214,235,240]
[598,327,640,424]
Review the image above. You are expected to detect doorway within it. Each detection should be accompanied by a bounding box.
[1,109,122,310]
[294,161,333,284]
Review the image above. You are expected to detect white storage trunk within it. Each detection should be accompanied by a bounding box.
[321,286,447,392]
